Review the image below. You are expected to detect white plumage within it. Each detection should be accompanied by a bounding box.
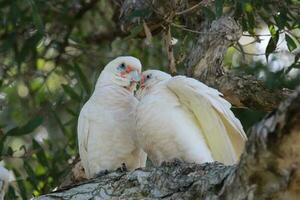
[136,70,247,165]
[0,166,10,200]
[78,56,147,178]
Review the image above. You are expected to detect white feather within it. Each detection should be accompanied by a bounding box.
[78,57,146,178]
[136,70,247,165]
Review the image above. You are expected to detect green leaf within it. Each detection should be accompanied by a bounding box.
[17,32,43,65]
[0,135,7,155]
[13,169,27,199]
[285,34,297,52]
[6,116,43,137]
[125,24,143,40]
[32,139,49,167]
[246,12,256,33]
[51,109,68,135]
[127,9,151,21]
[6,147,14,156]
[28,0,44,33]
[24,161,38,186]
[274,15,285,30]
[266,28,279,61]
[66,107,78,117]
[202,6,215,21]
[62,84,81,102]
[269,24,276,36]
[5,186,18,200]
[73,64,91,95]
[215,0,224,18]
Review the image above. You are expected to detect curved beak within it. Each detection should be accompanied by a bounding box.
[128,70,141,82]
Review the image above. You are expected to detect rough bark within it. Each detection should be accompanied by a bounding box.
[35,87,300,200]
[118,0,292,111]
[204,72,292,112]
[33,1,300,199]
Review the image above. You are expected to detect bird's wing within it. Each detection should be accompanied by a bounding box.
[167,76,247,164]
[77,108,91,178]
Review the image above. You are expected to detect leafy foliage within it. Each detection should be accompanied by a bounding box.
[0,0,299,199]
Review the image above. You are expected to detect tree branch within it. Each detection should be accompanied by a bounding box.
[204,72,292,111]
[220,86,300,199]
[35,88,300,199]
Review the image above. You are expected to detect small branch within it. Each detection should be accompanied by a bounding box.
[171,23,219,35]
[175,1,204,15]
[242,30,285,37]
[203,72,292,111]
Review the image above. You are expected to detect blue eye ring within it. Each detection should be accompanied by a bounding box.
[119,63,126,70]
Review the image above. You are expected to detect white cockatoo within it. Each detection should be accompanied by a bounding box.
[0,166,10,200]
[136,70,247,165]
[78,56,147,178]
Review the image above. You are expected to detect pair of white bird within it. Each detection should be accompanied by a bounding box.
[78,56,247,178]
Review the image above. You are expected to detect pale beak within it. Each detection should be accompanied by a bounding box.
[128,70,141,82]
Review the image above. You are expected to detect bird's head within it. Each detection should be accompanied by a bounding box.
[99,56,142,92]
[136,70,171,98]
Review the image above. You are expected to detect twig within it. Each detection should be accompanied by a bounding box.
[240,38,262,47]
[171,23,219,35]
[176,2,204,15]
[242,30,285,37]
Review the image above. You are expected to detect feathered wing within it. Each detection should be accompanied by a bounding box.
[77,109,91,178]
[167,76,247,164]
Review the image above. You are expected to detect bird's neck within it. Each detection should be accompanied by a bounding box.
[92,81,134,105]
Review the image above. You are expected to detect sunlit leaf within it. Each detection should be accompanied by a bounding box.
[32,139,49,167]
[266,27,279,61]
[24,161,38,186]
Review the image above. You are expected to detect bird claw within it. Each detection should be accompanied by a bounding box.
[161,158,183,167]
[116,163,127,172]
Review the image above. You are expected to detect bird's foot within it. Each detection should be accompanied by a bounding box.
[116,163,127,173]
[161,158,183,167]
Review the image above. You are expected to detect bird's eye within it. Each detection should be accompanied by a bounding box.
[118,63,126,70]
[146,74,151,79]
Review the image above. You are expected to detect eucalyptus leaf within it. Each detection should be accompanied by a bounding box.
[6,116,43,137]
